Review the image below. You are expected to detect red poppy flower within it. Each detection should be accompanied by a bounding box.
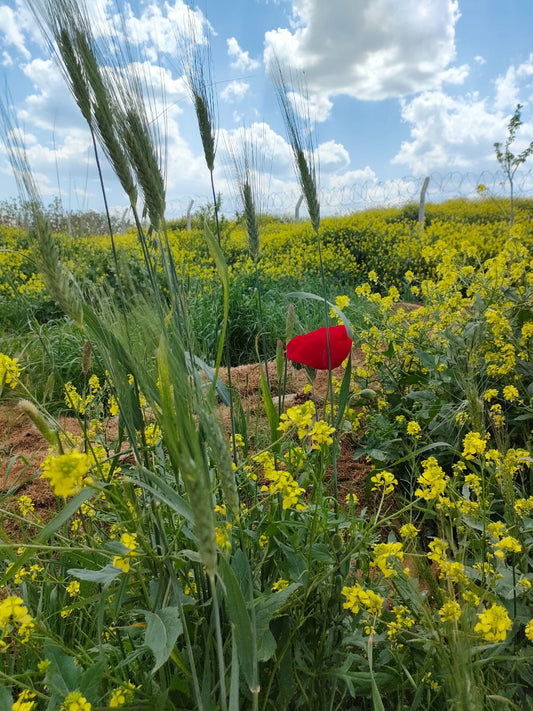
[286,324,352,370]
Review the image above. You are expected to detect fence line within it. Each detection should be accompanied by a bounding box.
[163,168,532,218]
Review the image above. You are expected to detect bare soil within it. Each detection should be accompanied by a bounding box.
[0,357,371,530]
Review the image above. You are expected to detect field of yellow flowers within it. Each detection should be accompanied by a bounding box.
[1,197,533,710]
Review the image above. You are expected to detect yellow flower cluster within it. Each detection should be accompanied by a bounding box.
[41,449,90,497]
[0,595,34,645]
[0,352,21,390]
[113,532,139,573]
[474,604,512,643]
[342,583,384,616]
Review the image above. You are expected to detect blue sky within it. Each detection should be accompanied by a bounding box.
[1,0,533,217]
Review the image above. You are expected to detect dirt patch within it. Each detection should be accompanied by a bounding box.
[0,355,371,532]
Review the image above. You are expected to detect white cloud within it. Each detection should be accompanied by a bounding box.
[474,55,486,65]
[0,5,31,58]
[227,37,260,72]
[392,90,507,174]
[315,140,350,171]
[495,66,519,112]
[220,80,250,103]
[264,0,466,120]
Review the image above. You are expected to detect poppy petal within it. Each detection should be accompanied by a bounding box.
[286,325,352,370]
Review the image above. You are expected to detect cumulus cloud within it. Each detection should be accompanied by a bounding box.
[392,90,507,174]
[220,80,250,103]
[264,0,466,119]
[227,37,260,72]
[0,5,31,58]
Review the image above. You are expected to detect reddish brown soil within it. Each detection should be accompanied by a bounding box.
[0,356,371,530]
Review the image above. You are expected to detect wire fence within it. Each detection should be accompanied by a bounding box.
[165,168,533,218]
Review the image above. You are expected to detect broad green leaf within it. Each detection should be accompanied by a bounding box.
[67,564,123,584]
[143,607,183,672]
[43,642,82,695]
[217,554,257,692]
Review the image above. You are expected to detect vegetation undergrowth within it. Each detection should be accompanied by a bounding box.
[0,1,532,709]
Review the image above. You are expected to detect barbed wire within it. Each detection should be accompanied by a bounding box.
[165,168,533,217]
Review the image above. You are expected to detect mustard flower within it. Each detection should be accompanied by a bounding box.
[414,457,446,500]
[113,532,138,572]
[308,420,335,449]
[66,581,80,597]
[0,596,35,643]
[61,692,91,711]
[370,470,398,496]
[427,538,447,564]
[41,449,90,497]
[462,590,480,606]
[493,535,522,560]
[17,495,34,516]
[261,469,306,510]
[439,600,461,622]
[0,353,21,389]
[525,619,533,642]
[399,523,419,539]
[215,523,233,550]
[474,604,511,643]
[502,384,519,402]
[342,583,383,616]
[406,420,421,437]
[515,496,533,517]
[272,579,289,592]
[345,493,359,505]
[371,541,405,578]
[12,690,36,711]
[109,683,135,707]
[278,400,315,439]
[462,431,487,460]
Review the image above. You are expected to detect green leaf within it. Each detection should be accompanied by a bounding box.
[143,607,183,672]
[43,642,82,695]
[260,367,280,453]
[67,564,123,584]
[217,554,257,692]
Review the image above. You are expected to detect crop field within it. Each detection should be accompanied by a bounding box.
[1,2,533,708]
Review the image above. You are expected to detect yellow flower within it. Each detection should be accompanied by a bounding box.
[525,619,533,642]
[345,493,359,505]
[342,583,383,616]
[109,683,135,707]
[41,449,90,497]
[462,432,487,460]
[272,579,289,592]
[370,470,398,495]
[439,600,461,622]
[502,384,519,402]
[17,495,34,516]
[0,352,21,390]
[406,420,421,437]
[474,604,511,643]
[493,535,521,560]
[67,581,80,597]
[278,400,315,439]
[414,457,446,500]
[12,689,36,711]
[61,691,91,711]
[308,420,335,449]
[371,542,405,578]
[399,523,419,539]
[515,496,533,517]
